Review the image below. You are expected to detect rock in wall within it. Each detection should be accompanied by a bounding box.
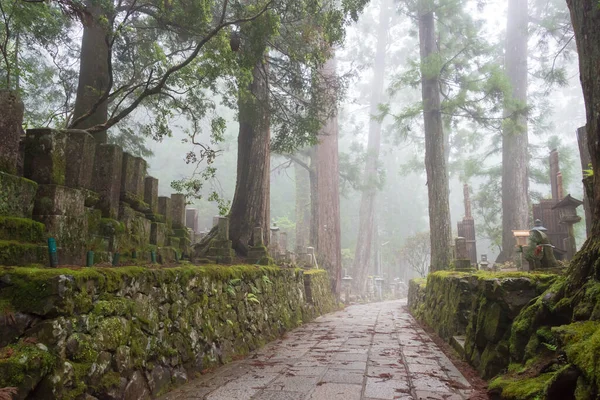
[407,271,556,379]
[0,265,337,399]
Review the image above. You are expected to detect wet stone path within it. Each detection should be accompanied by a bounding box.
[159,300,472,400]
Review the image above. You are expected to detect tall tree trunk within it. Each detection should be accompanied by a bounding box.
[309,146,318,249]
[294,158,311,252]
[228,61,270,254]
[564,0,600,288]
[418,8,452,272]
[496,0,529,264]
[353,0,391,293]
[314,56,342,296]
[576,125,592,237]
[71,3,110,143]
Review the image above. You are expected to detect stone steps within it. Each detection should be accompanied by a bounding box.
[0,216,45,243]
[0,239,48,266]
[451,335,466,358]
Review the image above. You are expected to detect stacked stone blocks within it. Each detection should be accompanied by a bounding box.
[0,94,198,267]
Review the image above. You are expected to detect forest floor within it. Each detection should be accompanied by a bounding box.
[159,300,487,400]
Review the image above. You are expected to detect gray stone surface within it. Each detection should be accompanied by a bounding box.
[93,143,123,219]
[144,176,159,214]
[158,300,473,400]
[0,90,24,174]
[171,194,186,229]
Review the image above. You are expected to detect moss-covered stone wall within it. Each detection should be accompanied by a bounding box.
[0,265,337,400]
[407,271,557,380]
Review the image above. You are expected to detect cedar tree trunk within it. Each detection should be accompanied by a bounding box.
[314,56,342,296]
[353,0,391,294]
[228,61,271,255]
[564,0,600,288]
[71,3,110,143]
[496,0,529,264]
[295,158,311,252]
[418,8,452,272]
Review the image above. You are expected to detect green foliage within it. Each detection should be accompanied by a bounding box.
[246,292,260,304]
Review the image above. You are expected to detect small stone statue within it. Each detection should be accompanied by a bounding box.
[523,220,560,270]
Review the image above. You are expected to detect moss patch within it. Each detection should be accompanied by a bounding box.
[0,216,45,243]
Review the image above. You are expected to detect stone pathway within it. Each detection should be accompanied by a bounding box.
[159,300,472,400]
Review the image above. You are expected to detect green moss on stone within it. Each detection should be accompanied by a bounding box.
[0,239,48,266]
[0,341,56,388]
[0,216,45,243]
[552,321,600,387]
[489,372,554,399]
[0,171,38,218]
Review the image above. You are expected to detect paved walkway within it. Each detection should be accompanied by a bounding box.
[159,300,472,400]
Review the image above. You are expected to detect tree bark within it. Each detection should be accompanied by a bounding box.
[294,158,311,252]
[576,125,592,237]
[564,0,600,288]
[228,60,271,254]
[418,8,452,272]
[71,3,110,143]
[353,0,391,294]
[496,0,529,264]
[314,56,342,296]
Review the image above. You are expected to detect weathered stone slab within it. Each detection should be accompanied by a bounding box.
[34,184,85,216]
[150,222,167,246]
[0,171,37,218]
[34,214,87,265]
[0,240,48,266]
[93,144,123,219]
[158,197,171,227]
[170,194,186,229]
[120,153,147,210]
[0,90,24,175]
[118,203,151,250]
[0,216,46,243]
[24,129,68,185]
[65,130,96,189]
[24,129,96,189]
[144,177,159,214]
[185,208,199,232]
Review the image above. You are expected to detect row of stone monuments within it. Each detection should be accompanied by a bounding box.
[0,91,194,266]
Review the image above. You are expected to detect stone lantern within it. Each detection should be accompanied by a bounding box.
[479,254,490,270]
[552,194,583,260]
[375,276,384,301]
[342,273,353,304]
[512,230,530,247]
[513,229,530,270]
[269,223,280,257]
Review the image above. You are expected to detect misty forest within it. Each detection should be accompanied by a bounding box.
[1,0,600,399]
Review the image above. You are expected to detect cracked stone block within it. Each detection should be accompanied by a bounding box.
[158,196,172,228]
[24,129,96,189]
[120,153,147,210]
[170,194,186,229]
[93,144,123,219]
[185,208,198,232]
[0,171,37,218]
[144,177,159,214]
[150,222,167,246]
[34,214,87,265]
[0,90,24,175]
[34,185,85,216]
[119,203,151,250]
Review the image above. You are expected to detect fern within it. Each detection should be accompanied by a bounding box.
[246,293,260,304]
[226,285,236,297]
[542,342,557,351]
[262,275,273,285]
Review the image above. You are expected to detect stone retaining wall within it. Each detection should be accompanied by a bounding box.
[407,271,557,379]
[0,265,337,399]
